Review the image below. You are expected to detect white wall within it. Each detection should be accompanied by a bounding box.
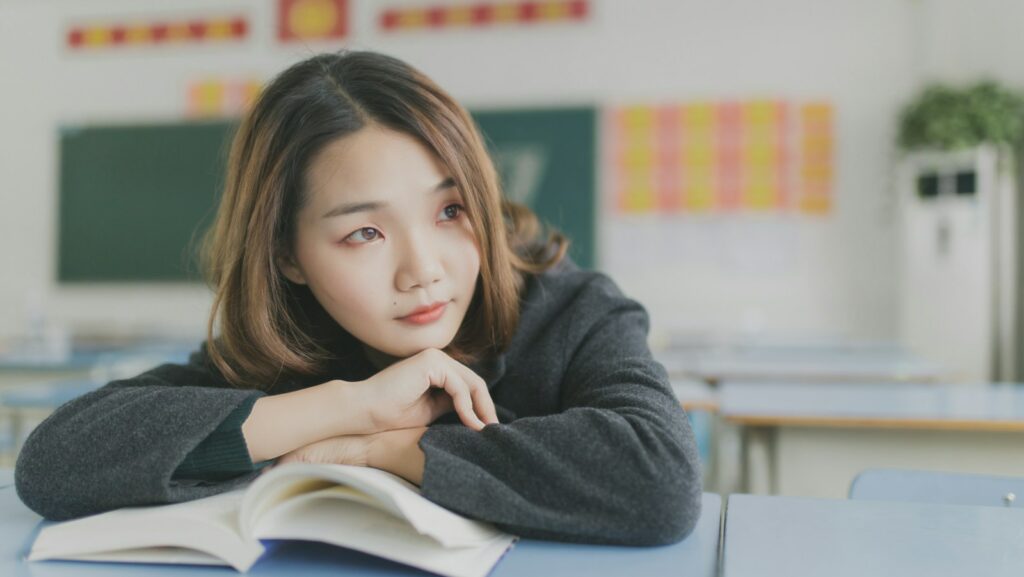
[0,0,951,343]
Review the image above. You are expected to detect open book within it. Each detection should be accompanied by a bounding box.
[28,463,517,577]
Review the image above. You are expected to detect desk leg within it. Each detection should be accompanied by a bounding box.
[740,426,776,494]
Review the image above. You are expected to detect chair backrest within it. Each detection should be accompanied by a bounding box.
[849,469,1024,508]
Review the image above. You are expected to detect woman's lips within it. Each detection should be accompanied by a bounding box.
[398,302,448,325]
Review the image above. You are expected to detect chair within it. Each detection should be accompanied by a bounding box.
[849,468,1024,508]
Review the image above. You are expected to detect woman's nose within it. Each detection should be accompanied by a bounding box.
[395,233,444,291]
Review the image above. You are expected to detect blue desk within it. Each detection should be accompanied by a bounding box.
[723,494,1024,577]
[0,469,12,489]
[0,484,722,576]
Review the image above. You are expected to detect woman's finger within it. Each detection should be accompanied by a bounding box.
[441,370,486,431]
[450,359,499,425]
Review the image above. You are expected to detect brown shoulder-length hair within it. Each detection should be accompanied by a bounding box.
[201,50,568,389]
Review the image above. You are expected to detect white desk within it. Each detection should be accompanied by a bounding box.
[720,382,1024,497]
[723,494,1024,577]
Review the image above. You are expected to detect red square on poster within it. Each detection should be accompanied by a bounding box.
[278,0,347,42]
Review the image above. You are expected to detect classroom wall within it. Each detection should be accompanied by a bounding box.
[0,0,955,344]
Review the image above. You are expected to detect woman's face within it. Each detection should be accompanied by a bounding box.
[281,125,481,362]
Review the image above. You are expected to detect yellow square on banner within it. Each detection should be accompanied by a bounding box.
[399,9,427,28]
[125,25,151,44]
[493,3,519,22]
[447,6,473,25]
[206,20,234,39]
[540,1,569,20]
[83,27,112,46]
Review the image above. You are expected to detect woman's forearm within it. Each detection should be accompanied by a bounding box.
[241,380,369,462]
[369,426,427,485]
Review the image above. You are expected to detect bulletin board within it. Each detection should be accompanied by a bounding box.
[57,106,596,282]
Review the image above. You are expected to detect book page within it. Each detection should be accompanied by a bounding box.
[28,490,264,572]
[251,490,515,577]
[242,464,506,547]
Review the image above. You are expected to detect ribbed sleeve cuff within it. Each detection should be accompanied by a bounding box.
[172,394,268,481]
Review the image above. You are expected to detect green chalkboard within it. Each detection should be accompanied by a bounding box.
[57,107,596,282]
[473,107,596,269]
[58,120,236,282]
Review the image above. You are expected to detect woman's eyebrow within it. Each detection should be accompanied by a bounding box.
[320,177,456,219]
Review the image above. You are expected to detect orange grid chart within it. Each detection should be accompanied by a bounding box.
[609,101,831,216]
[799,103,834,215]
[278,0,348,42]
[380,0,588,32]
[187,79,263,118]
[67,16,248,50]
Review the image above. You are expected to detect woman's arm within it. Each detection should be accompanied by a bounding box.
[14,346,364,520]
[241,380,371,462]
[15,355,265,520]
[414,275,703,546]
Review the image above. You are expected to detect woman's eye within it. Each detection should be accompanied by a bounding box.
[345,227,381,244]
[440,203,464,221]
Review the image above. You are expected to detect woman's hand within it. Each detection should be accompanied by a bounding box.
[275,426,429,485]
[352,348,498,433]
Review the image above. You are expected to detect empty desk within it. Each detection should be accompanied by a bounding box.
[720,382,1024,496]
[849,468,1024,508]
[657,348,945,384]
[723,494,1024,577]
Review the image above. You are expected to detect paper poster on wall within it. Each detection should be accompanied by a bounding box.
[380,0,588,32]
[187,79,263,118]
[67,16,247,50]
[608,100,832,216]
[278,0,348,42]
[798,103,833,215]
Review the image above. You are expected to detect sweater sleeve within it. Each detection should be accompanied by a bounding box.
[417,275,703,546]
[172,395,269,482]
[15,346,267,521]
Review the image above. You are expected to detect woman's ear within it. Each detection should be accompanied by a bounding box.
[277,254,307,285]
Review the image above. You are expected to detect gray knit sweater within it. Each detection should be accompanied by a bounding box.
[15,259,702,545]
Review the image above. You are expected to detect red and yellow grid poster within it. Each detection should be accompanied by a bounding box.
[67,16,247,50]
[380,0,588,32]
[799,103,833,214]
[187,79,263,118]
[609,101,831,215]
[278,0,348,42]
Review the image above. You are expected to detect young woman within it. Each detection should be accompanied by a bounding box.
[16,50,702,545]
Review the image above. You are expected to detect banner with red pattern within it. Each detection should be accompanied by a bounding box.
[67,16,247,50]
[380,0,588,32]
